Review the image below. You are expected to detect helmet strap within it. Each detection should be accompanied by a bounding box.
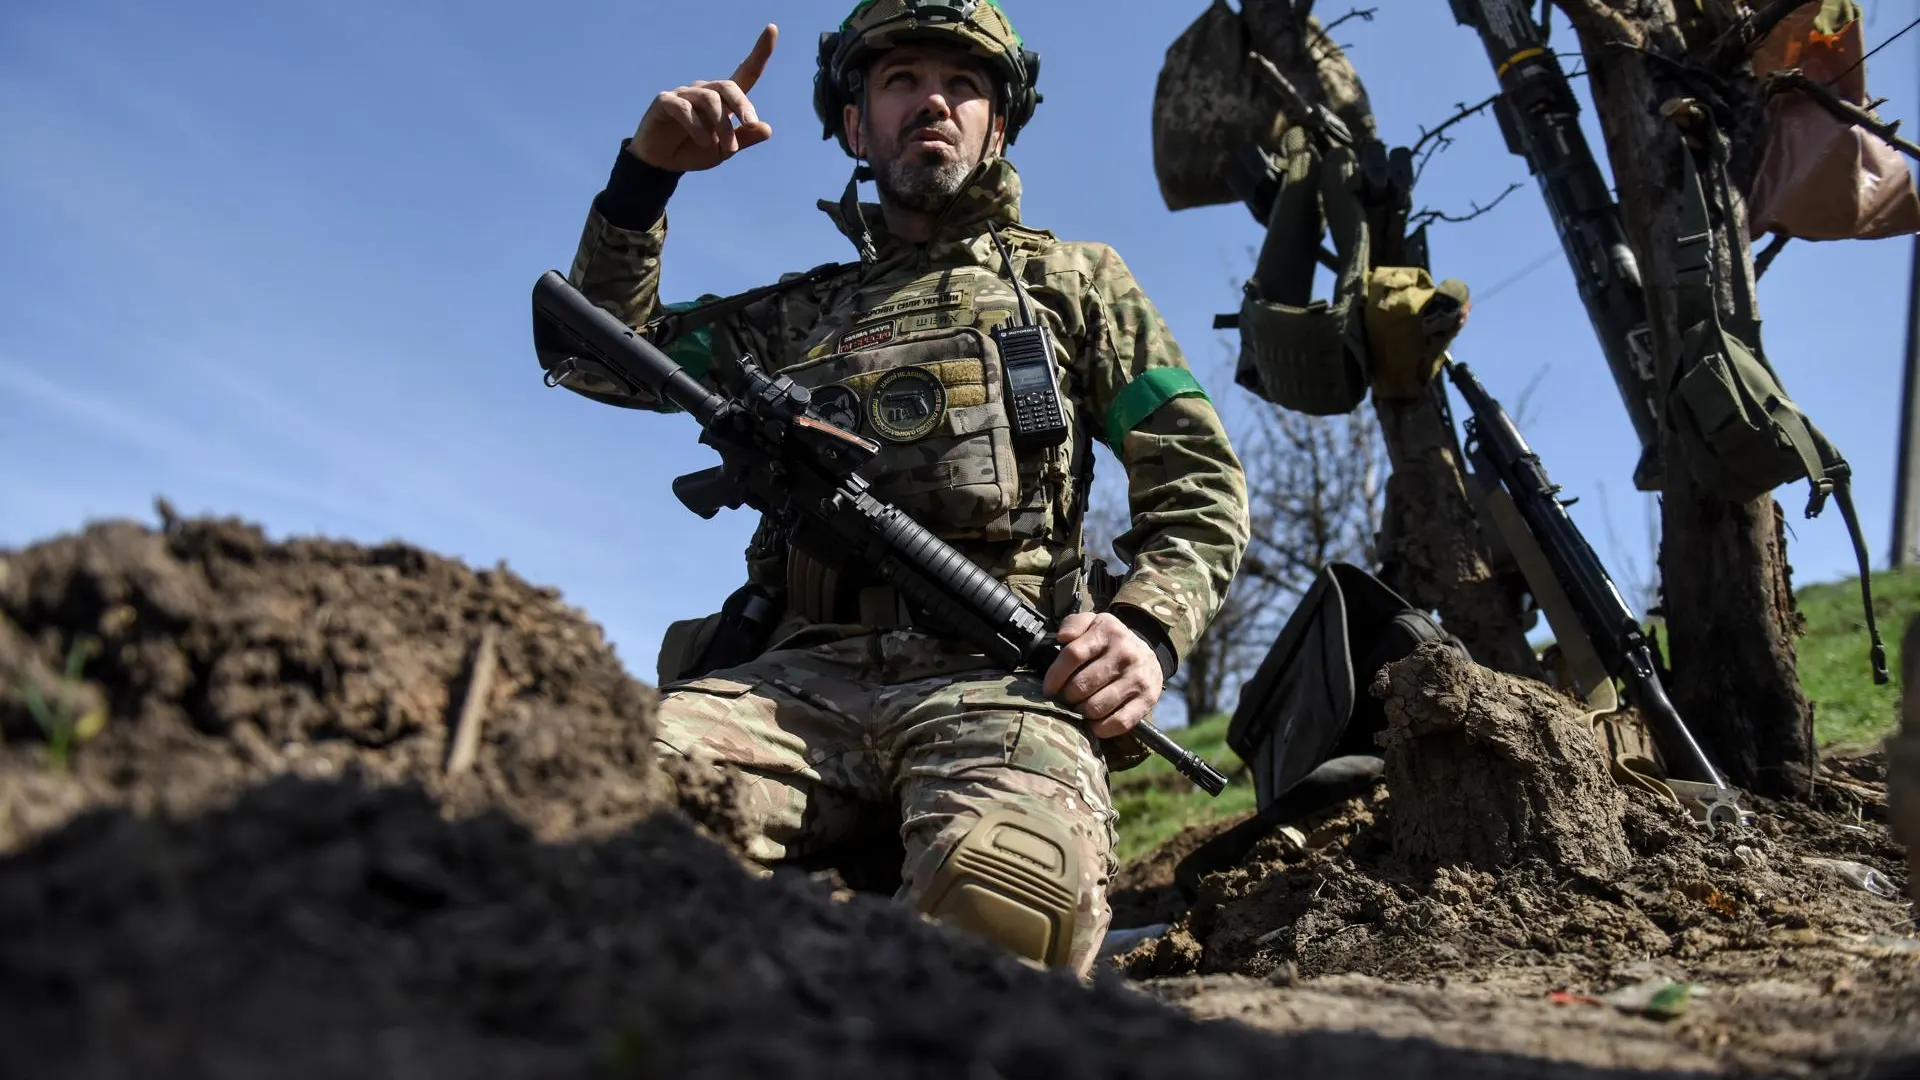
[840,165,880,265]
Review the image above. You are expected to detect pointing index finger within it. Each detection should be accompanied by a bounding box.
[731,24,778,93]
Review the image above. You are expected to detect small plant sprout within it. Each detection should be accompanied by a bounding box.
[21,634,106,773]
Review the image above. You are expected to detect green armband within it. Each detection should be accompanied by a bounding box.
[1104,368,1209,453]
[660,300,715,380]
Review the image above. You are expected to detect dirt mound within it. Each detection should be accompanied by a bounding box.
[1127,754,1910,984]
[0,771,1787,1080]
[0,506,671,850]
[1118,751,1920,1073]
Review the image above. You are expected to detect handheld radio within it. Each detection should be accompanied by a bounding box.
[988,227,1068,450]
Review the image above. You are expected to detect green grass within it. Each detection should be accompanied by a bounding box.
[1110,712,1255,864]
[1800,567,1917,747]
[1112,569,1918,862]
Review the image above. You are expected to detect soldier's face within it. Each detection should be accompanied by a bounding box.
[846,45,1006,214]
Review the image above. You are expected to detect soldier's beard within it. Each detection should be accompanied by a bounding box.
[865,115,985,216]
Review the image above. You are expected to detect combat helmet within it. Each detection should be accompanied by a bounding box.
[813,0,1043,156]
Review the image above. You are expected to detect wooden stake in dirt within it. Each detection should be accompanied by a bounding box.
[1888,615,1920,907]
[445,625,499,777]
[1373,640,1630,877]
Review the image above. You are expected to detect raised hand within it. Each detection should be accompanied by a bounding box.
[629,24,779,172]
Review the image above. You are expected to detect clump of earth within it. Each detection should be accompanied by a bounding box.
[1114,747,1920,1074]
[1,506,1915,1078]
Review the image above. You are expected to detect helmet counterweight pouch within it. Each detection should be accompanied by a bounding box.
[1225,562,1459,808]
[1669,139,1888,684]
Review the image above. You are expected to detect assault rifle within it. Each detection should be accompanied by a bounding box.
[1444,358,1743,829]
[1449,0,1666,492]
[528,270,1230,797]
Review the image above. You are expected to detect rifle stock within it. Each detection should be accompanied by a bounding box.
[531,271,1229,796]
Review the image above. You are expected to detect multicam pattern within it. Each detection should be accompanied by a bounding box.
[566,150,1249,977]
[653,631,1119,977]
[566,155,1249,662]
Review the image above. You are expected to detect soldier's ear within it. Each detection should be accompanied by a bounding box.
[987,113,1006,157]
[844,103,865,158]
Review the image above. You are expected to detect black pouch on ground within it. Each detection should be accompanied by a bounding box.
[1227,562,1459,804]
[1179,563,1463,895]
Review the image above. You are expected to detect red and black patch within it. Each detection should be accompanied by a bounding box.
[840,321,896,352]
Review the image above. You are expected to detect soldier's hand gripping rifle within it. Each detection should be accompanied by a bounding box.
[529,270,1230,797]
[1449,0,1666,493]
[1444,358,1744,829]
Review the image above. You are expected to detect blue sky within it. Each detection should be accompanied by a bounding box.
[3,0,1915,722]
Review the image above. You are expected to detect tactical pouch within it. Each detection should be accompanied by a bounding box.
[1668,139,1887,681]
[1226,562,1458,807]
[656,582,781,686]
[1364,267,1471,399]
[1232,133,1372,416]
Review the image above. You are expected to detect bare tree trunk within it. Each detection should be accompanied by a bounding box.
[1374,397,1545,681]
[1552,0,1812,797]
[1182,631,1220,721]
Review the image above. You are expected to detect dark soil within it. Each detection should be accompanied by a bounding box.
[0,505,669,851]
[1117,747,1920,1074]
[2,508,1914,1078]
[6,770,1787,1080]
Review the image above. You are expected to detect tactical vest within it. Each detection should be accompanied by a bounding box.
[660,231,1097,631]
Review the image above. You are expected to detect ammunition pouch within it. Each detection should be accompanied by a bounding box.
[656,581,782,686]
[1226,562,1460,807]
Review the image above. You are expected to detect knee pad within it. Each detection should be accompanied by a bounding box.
[918,810,1080,969]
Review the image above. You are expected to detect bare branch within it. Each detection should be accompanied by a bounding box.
[1511,364,1553,431]
[1410,93,1502,180]
[1314,6,1376,38]
[1707,0,1821,68]
[1304,6,1377,63]
[1409,182,1524,229]
[1766,70,1920,163]
[1753,230,1791,279]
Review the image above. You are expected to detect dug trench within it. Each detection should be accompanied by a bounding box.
[0,507,1912,1077]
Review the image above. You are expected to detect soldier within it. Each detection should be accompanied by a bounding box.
[560,0,1248,978]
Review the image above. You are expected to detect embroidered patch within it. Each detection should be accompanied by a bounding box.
[898,310,971,333]
[809,383,863,434]
[867,367,947,442]
[855,286,973,323]
[840,321,896,352]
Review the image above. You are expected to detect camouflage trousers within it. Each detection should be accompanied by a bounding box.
[653,628,1120,977]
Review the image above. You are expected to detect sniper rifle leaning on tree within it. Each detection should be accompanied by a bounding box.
[526,269,1231,797]
[1444,357,1744,829]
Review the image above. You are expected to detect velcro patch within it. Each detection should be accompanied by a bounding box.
[810,383,863,433]
[840,321,896,352]
[855,285,974,323]
[867,366,948,442]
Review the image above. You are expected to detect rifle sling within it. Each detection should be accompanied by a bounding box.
[642,260,856,347]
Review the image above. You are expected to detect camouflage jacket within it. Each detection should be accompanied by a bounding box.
[566,151,1248,666]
